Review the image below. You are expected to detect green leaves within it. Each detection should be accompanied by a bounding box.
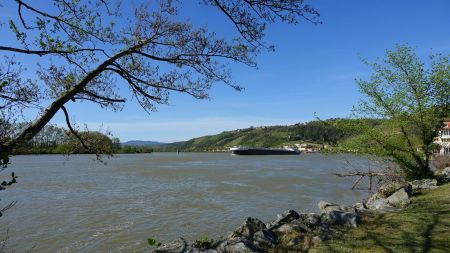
[193,236,214,249]
[8,20,27,44]
[0,80,8,92]
[0,152,9,168]
[147,237,162,247]
[349,45,449,180]
[39,39,47,49]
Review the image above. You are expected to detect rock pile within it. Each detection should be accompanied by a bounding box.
[154,207,361,253]
[435,167,450,183]
[153,178,441,253]
[365,178,438,210]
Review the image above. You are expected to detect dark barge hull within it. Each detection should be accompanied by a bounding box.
[231,148,300,155]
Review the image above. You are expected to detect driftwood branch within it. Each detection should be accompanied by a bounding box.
[334,170,401,192]
[334,171,396,177]
[351,176,364,190]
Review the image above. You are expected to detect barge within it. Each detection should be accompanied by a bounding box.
[230,147,300,155]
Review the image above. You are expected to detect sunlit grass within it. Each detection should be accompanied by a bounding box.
[310,183,450,253]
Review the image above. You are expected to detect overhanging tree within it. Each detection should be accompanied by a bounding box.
[339,45,449,180]
[0,0,320,162]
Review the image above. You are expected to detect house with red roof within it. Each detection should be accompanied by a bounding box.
[435,121,450,155]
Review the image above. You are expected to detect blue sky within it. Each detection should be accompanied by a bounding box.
[2,0,450,142]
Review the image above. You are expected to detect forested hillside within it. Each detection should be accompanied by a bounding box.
[168,119,370,152]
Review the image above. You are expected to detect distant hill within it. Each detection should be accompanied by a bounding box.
[121,140,167,147]
[171,119,356,152]
[132,119,382,152]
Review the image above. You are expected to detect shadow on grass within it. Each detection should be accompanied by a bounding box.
[364,211,440,253]
[316,208,444,253]
[421,213,438,253]
[366,232,396,253]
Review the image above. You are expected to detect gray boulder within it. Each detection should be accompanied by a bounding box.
[318,201,354,214]
[386,188,411,207]
[366,192,388,210]
[378,181,410,197]
[442,167,450,176]
[266,210,300,230]
[436,167,450,183]
[409,179,438,193]
[272,222,308,234]
[367,198,389,210]
[297,213,321,229]
[215,240,254,253]
[322,210,360,227]
[251,229,277,251]
[318,201,360,227]
[228,217,266,239]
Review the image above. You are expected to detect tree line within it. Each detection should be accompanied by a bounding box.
[3,123,152,155]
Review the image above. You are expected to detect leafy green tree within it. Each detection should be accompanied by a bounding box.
[13,124,69,154]
[111,137,121,153]
[65,131,116,156]
[339,45,449,180]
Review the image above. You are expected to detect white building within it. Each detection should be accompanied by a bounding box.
[435,121,450,155]
[294,143,321,153]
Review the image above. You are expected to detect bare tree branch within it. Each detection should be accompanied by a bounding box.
[81,89,126,103]
[0,46,105,57]
[60,105,90,152]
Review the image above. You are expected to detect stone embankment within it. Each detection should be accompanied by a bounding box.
[153,170,450,253]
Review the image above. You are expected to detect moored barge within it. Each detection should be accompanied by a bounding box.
[230,147,300,155]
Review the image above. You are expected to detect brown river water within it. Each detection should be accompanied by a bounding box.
[0,153,371,252]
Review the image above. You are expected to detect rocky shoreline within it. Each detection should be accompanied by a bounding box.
[153,168,450,253]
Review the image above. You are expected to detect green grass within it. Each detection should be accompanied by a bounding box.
[310,183,450,253]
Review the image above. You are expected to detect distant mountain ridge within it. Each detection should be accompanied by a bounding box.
[121,140,167,147]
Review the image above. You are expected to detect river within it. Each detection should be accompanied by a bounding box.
[0,153,371,252]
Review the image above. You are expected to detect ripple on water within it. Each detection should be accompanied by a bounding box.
[1,153,370,252]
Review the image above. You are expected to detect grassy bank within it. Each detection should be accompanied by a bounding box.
[310,183,450,253]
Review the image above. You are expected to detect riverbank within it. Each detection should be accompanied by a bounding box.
[310,182,450,252]
[153,180,450,253]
